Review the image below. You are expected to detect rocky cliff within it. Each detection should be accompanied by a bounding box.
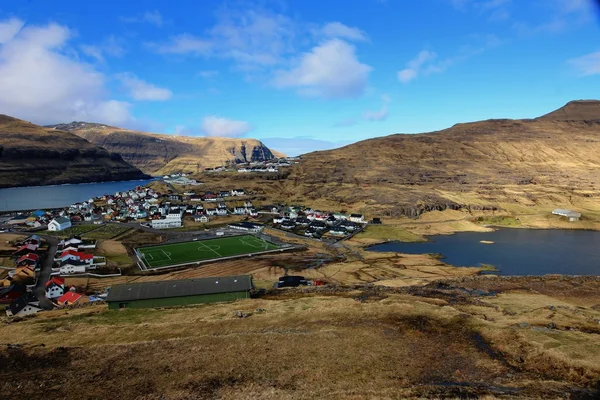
[49,122,283,175]
[0,115,149,188]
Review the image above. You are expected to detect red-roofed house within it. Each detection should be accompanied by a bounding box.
[13,244,39,256]
[17,253,39,267]
[60,250,93,264]
[57,291,83,306]
[45,277,65,300]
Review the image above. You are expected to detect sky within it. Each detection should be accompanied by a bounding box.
[0,0,599,156]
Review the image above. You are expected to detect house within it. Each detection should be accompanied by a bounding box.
[309,221,328,231]
[295,217,311,226]
[230,189,246,196]
[45,277,65,299]
[552,209,582,222]
[228,222,264,232]
[151,209,183,229]
[59,264,88,275]
[206,208,218,216]
[330,227,348,236]
[21,235,42,246]
[57,291,84,307]
[0,283,27,303]
[13,244,39,257]
[195,215,210,223]
[280,220,296,230]
[5,295,42,317]
[59,237,96,250]
[340,221,358,231]
[106,275,253,310]
[304,229,320,238]
[273,216,285,224]
[371,218,382,225]
[349,214,365,223]
[17,253,38,267]
[48,217,72,231]
[234,207,249,215]
[168,194,182,201]
[276,275,309,288]
[219,191,230,198]
[216,208,228,216]
[60,250,94,264]
[190,195,203,202]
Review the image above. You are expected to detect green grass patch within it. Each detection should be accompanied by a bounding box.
[137,235,281,269]
[474,216,521,227]
[42,224,100,238]
[354,225,425,242]
[83,224,132,239]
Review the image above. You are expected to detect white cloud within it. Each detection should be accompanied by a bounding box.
[569,51,600,76]
[0,17,24,44]
[196,70,219,78]
[363,94,391,121]
[322,22,367,42]
[397,50,437,83]
[201,116,253,137]
[273,39,371,98]
[116,73,172,101]
[142,10,164,27]
[121,10,166,27]
[148,34,212,55]
[80,44,104,63]
[0,18,133,126]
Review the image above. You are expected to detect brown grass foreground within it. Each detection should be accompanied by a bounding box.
[1,277,600,399]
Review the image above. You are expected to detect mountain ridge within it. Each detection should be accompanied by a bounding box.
[48,122,286,175]
[0,115,149,189]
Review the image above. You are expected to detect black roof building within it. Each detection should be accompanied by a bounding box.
[107,275,253,303]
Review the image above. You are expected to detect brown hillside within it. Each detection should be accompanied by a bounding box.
[50,122,285,175]
[0,115,148,188]
[277,104,600,217]
[538,100,600,121]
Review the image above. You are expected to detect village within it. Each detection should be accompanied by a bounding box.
[0,178,375,318]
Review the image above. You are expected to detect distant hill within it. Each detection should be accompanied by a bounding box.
[0,115,148,188]
[538,100,600,121]
[281,101,600,217]
[48,122,285,175]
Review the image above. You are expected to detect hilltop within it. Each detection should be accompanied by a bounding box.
[274,101,600,218]
[0,116,148,188]
[48,122,284,175]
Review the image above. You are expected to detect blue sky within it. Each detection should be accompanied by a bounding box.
[0,0,599,155]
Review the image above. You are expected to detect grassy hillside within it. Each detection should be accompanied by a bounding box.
[50,122,284,175]
[1,277,599,399]
[0,115,148,188]
[277,102,600,218]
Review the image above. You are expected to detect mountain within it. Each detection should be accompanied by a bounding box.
[49,122,284,175]
[282,101,600,217]
[538,99,600,121]
[0,115,148,189]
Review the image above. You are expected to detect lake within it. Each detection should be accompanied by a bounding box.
[368,228,600,276]
[0,179,155,212]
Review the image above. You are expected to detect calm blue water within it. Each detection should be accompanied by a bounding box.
[0,179,154,212]
[368,229,600,276]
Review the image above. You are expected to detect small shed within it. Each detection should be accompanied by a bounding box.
[552,209,582,222]
[106,276,253,310]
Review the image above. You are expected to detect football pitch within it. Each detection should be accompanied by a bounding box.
[137,235,281,269]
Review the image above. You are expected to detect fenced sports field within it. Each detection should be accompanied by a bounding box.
[136,235,283,270]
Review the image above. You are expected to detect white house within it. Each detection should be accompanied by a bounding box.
[59,264,88,275]
[230,189,246,196]
[195,215,210,223]
[151,209,183,229]
[206,208,218,216]
[6,297,42,318]
[45,278,65,300]
[216,208,228,216]
[348,214,365,223]
[48,217,72,231]
[552,209,582,222]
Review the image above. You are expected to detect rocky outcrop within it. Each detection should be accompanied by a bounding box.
[0,115,149,188]
[48,122,283,175]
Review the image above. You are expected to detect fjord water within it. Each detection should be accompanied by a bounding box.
[369,228,600,276]
[0,179,154,212]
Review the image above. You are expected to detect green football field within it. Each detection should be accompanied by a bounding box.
[137,235,281,269]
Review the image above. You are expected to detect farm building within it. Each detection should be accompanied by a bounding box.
[106,275,253,310]
[552,209,582,222]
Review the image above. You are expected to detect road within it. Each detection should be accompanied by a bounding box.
[32,234,58,310]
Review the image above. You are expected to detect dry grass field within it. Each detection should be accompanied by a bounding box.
[1,276,599,399]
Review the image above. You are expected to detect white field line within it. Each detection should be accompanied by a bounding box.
[197,241,222,258]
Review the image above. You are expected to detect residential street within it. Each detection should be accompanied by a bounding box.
[32,234,58,309]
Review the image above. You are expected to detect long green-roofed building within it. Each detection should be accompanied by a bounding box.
[106,275,253,310]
